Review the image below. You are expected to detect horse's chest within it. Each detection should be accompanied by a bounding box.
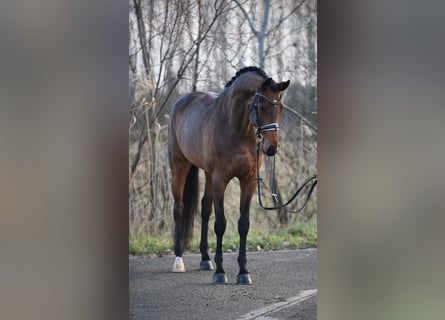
[223,152,256,178]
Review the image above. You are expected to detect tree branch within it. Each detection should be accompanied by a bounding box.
[233,0,259,37]
[266,0,306,37]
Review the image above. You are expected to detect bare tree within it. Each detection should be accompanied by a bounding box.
[129,0,232,178]
[129,0,318,235]
[233,0,307,69]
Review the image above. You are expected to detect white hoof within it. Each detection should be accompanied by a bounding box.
[173,256,185,272]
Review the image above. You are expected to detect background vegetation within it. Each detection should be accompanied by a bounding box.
[129,0,317,254]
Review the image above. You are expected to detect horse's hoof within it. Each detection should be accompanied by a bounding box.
[213,273,228,284]
[237,273,253,285]
[172,256,185,273]
[200,260,214,271]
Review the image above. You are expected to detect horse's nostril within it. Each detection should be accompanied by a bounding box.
[266,145,277,156]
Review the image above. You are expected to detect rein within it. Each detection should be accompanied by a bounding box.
[251,92,317,212]
[255,142,317,212]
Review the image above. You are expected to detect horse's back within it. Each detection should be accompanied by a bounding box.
[170,91,216,118]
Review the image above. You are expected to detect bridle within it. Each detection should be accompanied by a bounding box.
[249,92,281,143]
[250,91,318,212]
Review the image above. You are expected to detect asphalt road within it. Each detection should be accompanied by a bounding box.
[130,249,317,320]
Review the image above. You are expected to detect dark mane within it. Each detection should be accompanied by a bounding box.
[225,66,268,88]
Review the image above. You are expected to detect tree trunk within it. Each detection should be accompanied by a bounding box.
[258,0,271,69]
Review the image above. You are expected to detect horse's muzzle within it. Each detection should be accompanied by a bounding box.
[265,145,278,156]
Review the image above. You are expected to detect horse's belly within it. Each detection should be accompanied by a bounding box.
[180,145,207,169]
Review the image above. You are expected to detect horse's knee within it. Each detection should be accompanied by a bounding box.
[214,216,226,235]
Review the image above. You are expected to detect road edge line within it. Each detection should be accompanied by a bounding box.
[237,289,317,320]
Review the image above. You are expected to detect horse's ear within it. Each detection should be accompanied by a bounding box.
[278,80,290,91]
[261,77,273,91]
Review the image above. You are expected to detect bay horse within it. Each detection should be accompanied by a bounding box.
[168,66,290,284]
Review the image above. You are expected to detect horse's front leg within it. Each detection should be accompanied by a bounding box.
[212,174,228,284]
[237,177,256,285]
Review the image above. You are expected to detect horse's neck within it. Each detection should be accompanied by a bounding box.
[215,73,264,138]
[224,90,253,134]
[227,78,262,130]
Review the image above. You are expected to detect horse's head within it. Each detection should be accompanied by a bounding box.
[249,77,290,156]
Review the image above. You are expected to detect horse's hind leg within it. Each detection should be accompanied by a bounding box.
[171,160,192,272]
[199,172,214,270]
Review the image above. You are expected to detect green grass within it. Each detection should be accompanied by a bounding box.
[129,221,317,255]
[129,233,173,255]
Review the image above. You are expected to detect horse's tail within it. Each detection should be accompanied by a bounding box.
[181,165,199,249]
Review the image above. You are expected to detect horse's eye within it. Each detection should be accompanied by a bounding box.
[259,105,266,112]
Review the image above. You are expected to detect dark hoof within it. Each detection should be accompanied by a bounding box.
[237,274,253,285]
[213,273,228,284]
[200,260,214,271]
